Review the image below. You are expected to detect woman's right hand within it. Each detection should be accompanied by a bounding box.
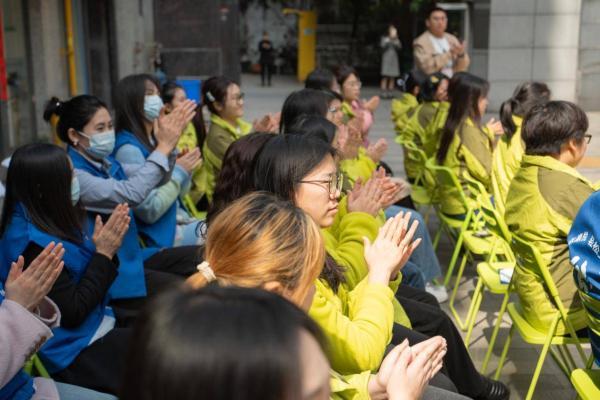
[175,147,202,173]
[5,242,65,311]
[363,212,422,285]
[347,177,383,216]
[154,99,197,155]
[92,204,131,259]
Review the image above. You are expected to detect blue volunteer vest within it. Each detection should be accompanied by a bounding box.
[568,190,600,365]
[0,205,112,373]
[0,284,35,400]
[69,147,157,299]
[113,131,177,248]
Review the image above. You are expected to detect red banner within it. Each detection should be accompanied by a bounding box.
[0,6,8,101]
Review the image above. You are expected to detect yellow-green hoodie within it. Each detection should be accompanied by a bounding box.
[176,122,206,204]
[198,114,252,203]
[505,154,594,334]
[400,101,449,179]
[439,118,493,215]
[340,147,377,189]
[309,196,411,375]
[491,115,524,216]
[391,93,419,136]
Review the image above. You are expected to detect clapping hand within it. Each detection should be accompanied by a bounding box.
[5,242,64,311]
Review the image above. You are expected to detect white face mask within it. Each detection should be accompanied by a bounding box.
[78,130,115,159]
[144,95,164,121]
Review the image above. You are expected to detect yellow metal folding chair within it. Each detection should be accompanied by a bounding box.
[494,236,589,400]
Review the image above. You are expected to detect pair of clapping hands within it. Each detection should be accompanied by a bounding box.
[348,167,407,215]
[4,204,132,312]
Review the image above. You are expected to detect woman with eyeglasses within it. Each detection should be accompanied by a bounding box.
[112,74,205,248]
[253,134,511,400]
[196,76,279,205]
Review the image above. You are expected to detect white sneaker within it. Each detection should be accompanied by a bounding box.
[426,282,448,303]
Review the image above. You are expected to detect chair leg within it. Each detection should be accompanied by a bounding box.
[525,330,556,400]
[482,292,510,374]
[549,346,572,379]
[444,232,465,286]
[494,323,514,380]
[432,224,443,251]
[448,252,469,330]
[563,345,577,372]
[465,282,485,347]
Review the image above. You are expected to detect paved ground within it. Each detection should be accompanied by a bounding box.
[242,73,598,399]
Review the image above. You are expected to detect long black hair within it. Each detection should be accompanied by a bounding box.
[114,73,162,150]
[305,68,336,91]
[253,135,346,292]
[500,82,551,140]
[207,132,275,226]
[280,89,335,133]
[437,72,490,164]
[0,144,85,243]
[287,115,337,144]
[120,285,326,400]
[43,95,109,146]
[162,80,207,150]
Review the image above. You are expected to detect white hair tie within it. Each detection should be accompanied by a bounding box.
[197,261,217,283]
[206,91,216,102]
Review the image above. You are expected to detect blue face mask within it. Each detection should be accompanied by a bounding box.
[71,176,80,205]
[144,95,164,121]
[79,129,115,159]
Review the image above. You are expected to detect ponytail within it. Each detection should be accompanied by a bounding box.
[500,98,517,139]
[499,81,551,141]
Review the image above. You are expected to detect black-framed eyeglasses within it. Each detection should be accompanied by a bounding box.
[299,173,344,196]
[584,134,592,144]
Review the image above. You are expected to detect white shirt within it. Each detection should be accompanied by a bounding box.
[428,33,453,77]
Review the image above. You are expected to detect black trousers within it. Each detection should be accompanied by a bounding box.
[52,327,132,395]
[261,62,273,85]
[111,245,203,326]
[393,284,487,398]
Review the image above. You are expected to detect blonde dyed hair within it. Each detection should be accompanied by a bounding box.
[187,192,324,305]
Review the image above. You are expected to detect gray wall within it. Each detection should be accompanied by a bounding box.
[113,0,156,78]
[578,0,600,110]
[487,0,581,111]
[28,0,70,142]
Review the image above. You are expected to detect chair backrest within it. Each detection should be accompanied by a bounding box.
[511,235,571,320]
[479,199,511,243]
[426,158,469,208]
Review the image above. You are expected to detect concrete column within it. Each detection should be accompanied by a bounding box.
[28,0,70,141]
[578,0,600,110]
[113,0,155,79]
[487,0,581,111]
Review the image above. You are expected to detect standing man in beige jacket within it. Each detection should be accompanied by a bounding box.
[413,6,470,77]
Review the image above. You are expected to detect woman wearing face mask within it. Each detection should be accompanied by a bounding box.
[113,74,205,248]
[44,95,202,316]
[188,192,456,400]
[254,135,510,400]
[0,144,134,395]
